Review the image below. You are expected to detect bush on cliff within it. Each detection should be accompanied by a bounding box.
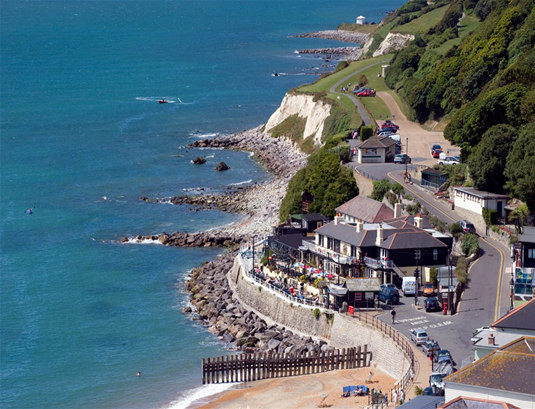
[279,149,358,220]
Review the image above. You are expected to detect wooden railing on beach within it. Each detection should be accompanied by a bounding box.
[202,346,369,384]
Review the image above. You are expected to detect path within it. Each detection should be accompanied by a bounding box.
[377,91,458,166]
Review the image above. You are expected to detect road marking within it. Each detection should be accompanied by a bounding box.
[480,237,505,321]
[409,320,453,332]
[388,170,507,321]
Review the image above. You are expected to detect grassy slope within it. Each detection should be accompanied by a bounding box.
[393,5,449,34]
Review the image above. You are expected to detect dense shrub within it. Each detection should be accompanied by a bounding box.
[461,234,479,256]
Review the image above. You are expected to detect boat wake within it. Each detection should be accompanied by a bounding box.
[135,96,190,104]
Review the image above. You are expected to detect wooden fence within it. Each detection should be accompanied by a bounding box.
[202,346,369,384]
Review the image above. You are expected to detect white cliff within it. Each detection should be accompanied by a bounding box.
[265,93,332,146]
[372,32,415,57]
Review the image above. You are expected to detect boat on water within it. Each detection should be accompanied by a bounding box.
[158,99,168,104]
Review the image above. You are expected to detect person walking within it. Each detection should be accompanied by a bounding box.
[391,308,396,324]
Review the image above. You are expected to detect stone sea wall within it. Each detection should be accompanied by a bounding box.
[229,257,410,380]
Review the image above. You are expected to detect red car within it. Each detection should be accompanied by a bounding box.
[357,89,376,97]
[432,148,443,158]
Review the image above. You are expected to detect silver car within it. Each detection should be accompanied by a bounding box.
[411,328,429,345]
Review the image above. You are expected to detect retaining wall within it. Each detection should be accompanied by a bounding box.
[228,257,410,381]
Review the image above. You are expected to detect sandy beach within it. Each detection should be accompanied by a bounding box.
[196,367,397,409]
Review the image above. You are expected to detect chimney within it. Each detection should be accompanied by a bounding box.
[376,223,384,246]
[488,333,495,345]
[394,202,402,218]
[414,214,423,229]
[356,219,363,233]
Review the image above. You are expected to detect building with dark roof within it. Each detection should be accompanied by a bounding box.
[472,299,535,361]
[302,213,451,286]
[335,195,394,224]
[453,187,509,219]
[357,135,396,163]
[444,336,535,408]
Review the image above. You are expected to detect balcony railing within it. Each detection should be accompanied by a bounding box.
[364,256,393,269]
[302,241,356,264]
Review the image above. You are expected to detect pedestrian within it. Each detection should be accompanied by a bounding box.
[391,308,396,324]
[392,390,398,406]
[400,389,405,405]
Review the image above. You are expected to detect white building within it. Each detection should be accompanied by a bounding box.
[453,187,509,218]
[356,15,366,24]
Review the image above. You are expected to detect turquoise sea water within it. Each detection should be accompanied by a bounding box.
[0,1,405,408]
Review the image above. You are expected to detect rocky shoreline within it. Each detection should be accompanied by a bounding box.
[125,126,308,244]
[184,251,330,355]
[293,30,369,60]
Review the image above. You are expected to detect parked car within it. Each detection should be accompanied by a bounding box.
[411,328,429,345]
[423,282,436,297]
[422,340,440,357]
[357,88,376,97]
[432,148,443,158]
[458,220,476,234]
[394,153,411,164]
[435,349,453,365]
[425,296,441,312]
[431,144,442,155]
[378,286,400,304]
[438,156,459,165]
[382,120,399,131]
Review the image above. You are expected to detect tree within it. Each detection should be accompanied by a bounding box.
[505,123,535,210]
[467,124,517,192]
[371,179,392,202]
[321,170,359,218]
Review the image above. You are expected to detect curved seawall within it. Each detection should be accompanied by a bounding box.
[229,256,411,381]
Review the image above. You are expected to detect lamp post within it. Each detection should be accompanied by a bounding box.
[414,249,421,305]
[252,235,256,274]
[448,252,453,314]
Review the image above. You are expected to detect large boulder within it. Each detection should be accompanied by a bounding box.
[215,162,230,171]
[192,156,206,165]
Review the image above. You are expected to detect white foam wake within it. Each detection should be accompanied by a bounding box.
[229,179,252,187]
[124,237,163,245]
[160,383,237,409]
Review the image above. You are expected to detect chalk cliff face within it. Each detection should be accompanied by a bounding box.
[372,32,415,57]
[265,93,332,146]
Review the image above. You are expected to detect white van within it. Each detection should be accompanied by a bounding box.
[402,277,416,296]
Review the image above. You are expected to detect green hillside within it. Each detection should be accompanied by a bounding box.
[385,0,535,208]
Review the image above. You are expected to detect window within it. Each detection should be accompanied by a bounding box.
[334,239,341,253]
[433,249,438,260]
[528,248,535,259]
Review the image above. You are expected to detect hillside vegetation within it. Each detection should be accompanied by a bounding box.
[385,0,535,209]
[277,0,535,221]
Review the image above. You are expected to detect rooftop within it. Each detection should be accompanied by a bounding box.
[492,298,535,331]
[453,187,509,200]
[358,135,396,149]
[517,226,535,244]
[335,195,394,223]
[445,336,535,395]
[440,396,521,409]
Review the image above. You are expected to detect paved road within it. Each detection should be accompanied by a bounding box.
[329,60,388,126]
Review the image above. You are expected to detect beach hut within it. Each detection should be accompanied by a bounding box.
[356,16,366,25]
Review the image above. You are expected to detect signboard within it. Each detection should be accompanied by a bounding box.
[354,293,362,301]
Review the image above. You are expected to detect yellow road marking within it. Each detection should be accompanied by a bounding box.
[387,170,506,319]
